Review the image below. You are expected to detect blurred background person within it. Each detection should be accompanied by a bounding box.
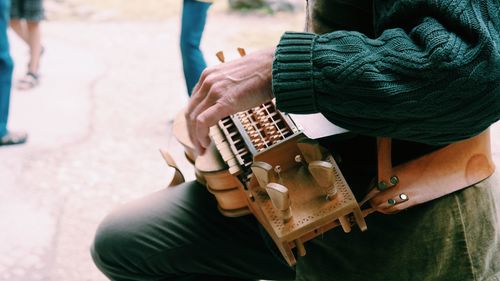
[180,0,212,97]
[10,0,44,90]
[0,0,27,146]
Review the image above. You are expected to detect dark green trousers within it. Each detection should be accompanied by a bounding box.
[91,175,500,281]
[296,174,500,281]
[91,181,296,281]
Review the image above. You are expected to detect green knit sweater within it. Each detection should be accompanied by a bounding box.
[272,0,500,145]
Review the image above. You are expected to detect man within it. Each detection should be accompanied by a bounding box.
[92,0,500,280]
[1,0,27,146]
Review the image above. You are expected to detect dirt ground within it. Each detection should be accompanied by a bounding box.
[2,2,307,281]
[45,0,302,21]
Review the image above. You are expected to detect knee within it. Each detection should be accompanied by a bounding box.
[90,209,142,277]
[180,41,195,58]
[180,33,200,53]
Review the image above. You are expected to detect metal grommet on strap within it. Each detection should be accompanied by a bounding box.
[387,198,397,205]
[387,193,409,206]
[377,181,388,191]
[377,175,399,191]
[390,175,399,186]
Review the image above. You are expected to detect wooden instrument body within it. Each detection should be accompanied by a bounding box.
[195,142,251,217]
[172,105,367,265]
[171,106,496,266]
[172,110,251,217]
[246,133,366,265]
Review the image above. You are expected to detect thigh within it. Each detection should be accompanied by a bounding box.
[295,176,500,281]
[92,181,295,281]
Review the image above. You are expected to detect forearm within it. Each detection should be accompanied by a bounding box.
[273,0,500,145]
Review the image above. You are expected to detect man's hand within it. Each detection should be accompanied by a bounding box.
[185,48,276,155]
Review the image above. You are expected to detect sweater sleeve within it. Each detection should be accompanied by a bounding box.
[272,0,500,145]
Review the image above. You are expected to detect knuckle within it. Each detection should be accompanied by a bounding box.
[188,112,199,123]
[196,115,207,126]
[204,76,216,88]
[207,85,223,99]
[200,68,212,80]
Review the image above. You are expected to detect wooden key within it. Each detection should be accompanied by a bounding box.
[308,160,337,200]
[265,183,292,222]
[297,138,323,163]
[251,161,275,188]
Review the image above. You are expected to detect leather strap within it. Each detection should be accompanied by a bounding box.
[159,149,186,187]
[361,128,495,214]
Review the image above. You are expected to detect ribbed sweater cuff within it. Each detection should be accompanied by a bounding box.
[272,32,317,114]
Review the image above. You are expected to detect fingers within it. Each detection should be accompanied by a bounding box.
[186,77,231,155]
[186,68,219,154]
[184,48,276,155]
[196,102,232,149]
[188,92,220,154]
[186,68,213,113]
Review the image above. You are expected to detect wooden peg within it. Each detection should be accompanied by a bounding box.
[308,161,337,200]
[297,138,323,163]
[216,51,225,63]
[237,47,247,57]
[251,161,275,188]
[294,239,306,257]
[338,215,352,233]
[266,183,292,222]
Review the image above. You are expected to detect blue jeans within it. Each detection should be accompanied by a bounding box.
[0,0,13,137]
[180,0,211,97]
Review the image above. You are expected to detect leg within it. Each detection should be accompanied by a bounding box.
[0,0,13,137]
[9,19,28,44]
[180,0,211,96]
[14,20,42,91]
[12,0,44,90]
[0,3,27,146]
[25,20,42,74]
[8,0,29,43]
[91,181,295,281]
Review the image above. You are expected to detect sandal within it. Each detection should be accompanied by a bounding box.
[16,72,39,91]
[0,131,28,146]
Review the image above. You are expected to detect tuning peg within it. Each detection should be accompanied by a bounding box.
[237,47,247,57]
[266,183,292,222]
[216,51,225,63]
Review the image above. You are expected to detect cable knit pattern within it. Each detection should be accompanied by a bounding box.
[273,0,500,145]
